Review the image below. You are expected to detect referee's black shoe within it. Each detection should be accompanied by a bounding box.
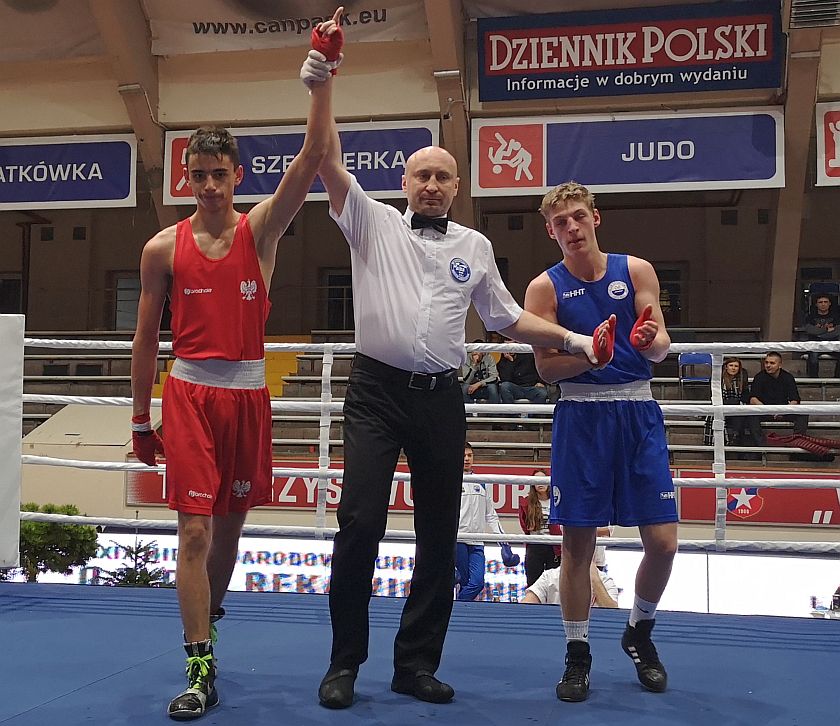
[555,640,591,702]
[318,666,357,709]
[622,619,668,692]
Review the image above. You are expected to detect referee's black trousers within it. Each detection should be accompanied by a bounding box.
[328,354,466,676]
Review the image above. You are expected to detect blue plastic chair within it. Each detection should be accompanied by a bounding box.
[678,352,712,399]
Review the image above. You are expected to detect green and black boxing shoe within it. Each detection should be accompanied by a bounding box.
[167,640,219,721]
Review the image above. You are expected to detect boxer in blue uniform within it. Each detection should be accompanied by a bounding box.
[524,181,678,702]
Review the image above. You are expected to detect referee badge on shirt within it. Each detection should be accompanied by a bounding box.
[608,280,629,299]
[450,257,471,282]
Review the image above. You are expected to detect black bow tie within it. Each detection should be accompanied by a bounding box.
[411,213,448,235]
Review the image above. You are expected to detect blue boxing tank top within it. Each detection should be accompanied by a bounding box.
[545,253,652,385]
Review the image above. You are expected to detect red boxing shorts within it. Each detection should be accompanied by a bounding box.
[162,371,272,516]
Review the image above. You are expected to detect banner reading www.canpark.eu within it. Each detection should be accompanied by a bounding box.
[477,0,783,101]
[143,0,427,56]
[471,108,784,196]
[163,121,438,205]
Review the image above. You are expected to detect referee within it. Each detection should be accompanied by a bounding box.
[315,130,612,709]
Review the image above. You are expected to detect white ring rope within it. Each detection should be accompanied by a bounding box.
[17,512,840,556]
[24,338,840,355]
[20,336,840,555]
[21,394,840,419]
[17,455,837,491]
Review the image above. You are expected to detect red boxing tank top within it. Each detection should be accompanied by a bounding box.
[169,214,270,361]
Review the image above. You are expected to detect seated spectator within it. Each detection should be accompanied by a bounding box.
[804,295,840,378]
[461,341,500,405]
[521,563,619,608]
[517,472,557,587]
[746,352,808,444]
[497,344,549,406]
[703,357,751,446]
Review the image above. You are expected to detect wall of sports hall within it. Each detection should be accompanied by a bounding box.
[1,1,839,547]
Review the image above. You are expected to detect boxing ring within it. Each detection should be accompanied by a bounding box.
[2,321,840,724]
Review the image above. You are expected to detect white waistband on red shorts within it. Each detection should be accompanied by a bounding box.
[559,380,653,401]
[170,358,266,389]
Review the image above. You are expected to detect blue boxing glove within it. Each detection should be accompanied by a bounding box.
[500,543,520,568]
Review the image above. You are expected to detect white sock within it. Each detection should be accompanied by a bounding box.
[629,595,658,627]
[563,619,589,643]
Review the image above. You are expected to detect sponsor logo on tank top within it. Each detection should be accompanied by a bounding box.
[188,490,213,499]
[240,280,258,301]
[183,288,213,296]
[562,288,585,299]
[232,479,252,498]
[660,491,675,500]
[608,281,629,299]
[552,485,562,506]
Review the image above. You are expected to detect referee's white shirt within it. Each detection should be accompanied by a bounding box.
[329,175,523,373]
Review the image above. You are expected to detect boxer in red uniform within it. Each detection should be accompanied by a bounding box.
[130,9,343,720]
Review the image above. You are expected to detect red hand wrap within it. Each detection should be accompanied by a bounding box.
[630,306,654,351]
[593,316,616,366]
[131,415,164,466]
[311,26,344,73]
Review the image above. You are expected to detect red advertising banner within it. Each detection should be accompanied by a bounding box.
[678,470,840,526]
[125,460,539,514]
[816,102,840,187]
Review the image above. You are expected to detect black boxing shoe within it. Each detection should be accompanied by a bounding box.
[391,670,455,704]
[556,640,591,702]
[318,666,357,709]
[622,619,668,693]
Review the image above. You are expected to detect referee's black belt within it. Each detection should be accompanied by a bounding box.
[353,353,458,392]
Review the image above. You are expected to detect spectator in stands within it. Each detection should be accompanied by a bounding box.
[457,442,518,601]
[746,352,808,444]
[462,342,501,405]
[804,295,840,378]
[703,357,751,446]
[497,342,549,406]
[522,563,619,608]
[518,471,557,587]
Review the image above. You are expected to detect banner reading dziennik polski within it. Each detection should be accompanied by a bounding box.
[477,0,783,101]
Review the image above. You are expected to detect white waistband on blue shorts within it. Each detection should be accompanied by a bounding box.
[170,358,266,389]
[559,380,653,401]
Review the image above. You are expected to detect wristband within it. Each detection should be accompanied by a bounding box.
[131,414,152,433]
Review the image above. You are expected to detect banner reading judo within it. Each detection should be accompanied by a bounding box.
[0,135,137,211]
[477,0,783,101]
[471,108,784,196]
[163,121,438,205]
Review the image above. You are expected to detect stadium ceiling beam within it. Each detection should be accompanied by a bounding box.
[423,0,474,228]
[88,0,178,229]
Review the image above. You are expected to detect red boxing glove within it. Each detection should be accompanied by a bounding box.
[593,315,616,367]
[311,25,344,70]
[131,414,165,466]
[630,304,654,351]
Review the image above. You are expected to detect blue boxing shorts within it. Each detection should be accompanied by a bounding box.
[549,381,677,528]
